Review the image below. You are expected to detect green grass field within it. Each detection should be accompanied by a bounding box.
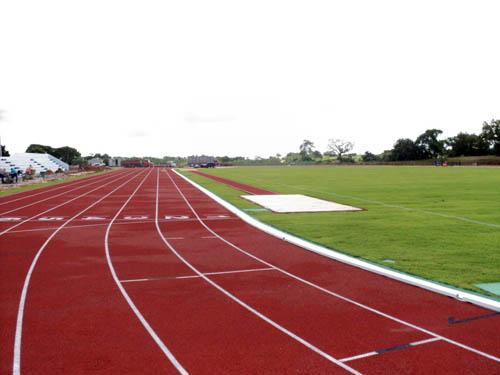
[180,166,500,298]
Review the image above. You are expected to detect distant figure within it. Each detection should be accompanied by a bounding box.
[0,167,6,183]
[10,167,18,183]
[25,165,35,179]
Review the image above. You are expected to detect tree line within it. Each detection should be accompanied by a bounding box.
[8,118,500,166]
[368,119,500,162]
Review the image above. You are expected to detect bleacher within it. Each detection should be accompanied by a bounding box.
[0,153,69,176]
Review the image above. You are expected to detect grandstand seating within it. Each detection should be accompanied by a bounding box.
[0,153,69,176]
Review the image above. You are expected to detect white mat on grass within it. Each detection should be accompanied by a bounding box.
[241,194,361,213]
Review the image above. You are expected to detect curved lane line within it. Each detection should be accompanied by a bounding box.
[156,169,361,374]
[104,168,188,375]
[0,170,136,237]
[0,170,125,206]
[12,169,146,375]
[0,170,130,216]
[168,169,500,364]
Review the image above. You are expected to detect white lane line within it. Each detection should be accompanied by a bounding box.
[193,267,274,278]
[104,169,188,375]
[168,169,500,364]
[4,222,186,235]
[0,170,125,206]
[12,169,146,375]
[339,351,378,363]
[0,170,130,216]
[340,337,441,363]
[201,236,217,239]
[1,170,137,237]
[157,170,361,374]
[120,267,275,283]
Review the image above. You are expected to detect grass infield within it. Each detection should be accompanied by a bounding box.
[180,166,500,298]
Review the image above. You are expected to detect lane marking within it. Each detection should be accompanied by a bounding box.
[0,169,127,207]
[448,312,500,325]
[170,169,500,364]
[340,337,441,363]
[104,169,188,375]
[12,169,146,375]
[120,267,275,283]
[0,170,130,216]
[157,169,361,374]
[0,170,137,237]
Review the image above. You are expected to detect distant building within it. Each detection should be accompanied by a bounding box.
[121,159,154,168]
[88,157,104,167]
[109,157,123,167]
[187,155,217,168]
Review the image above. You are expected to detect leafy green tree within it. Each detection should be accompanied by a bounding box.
[53,146,81,164]
[326,139,354,161]
[391,138,423,161]
[361,151,379,162]
[415,129,444,159]
[481,119,500,155]
[1,145,9,157]
[299,139,315,161]
[446,133,490,157]
[285,152,301,163]
[26,144,54,154]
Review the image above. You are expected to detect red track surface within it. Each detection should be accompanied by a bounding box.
[189,170,276,195]
[1,168,499,374]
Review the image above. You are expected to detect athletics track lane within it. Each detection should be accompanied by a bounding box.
[109,168,348,373]
[165,169,500,374]
[0,169,130,216]
[0,169,127,207]
[0,169,144,374]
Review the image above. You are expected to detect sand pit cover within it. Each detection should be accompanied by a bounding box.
[241,194,361,213]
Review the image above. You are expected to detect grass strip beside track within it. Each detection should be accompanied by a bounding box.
[179,166,500,297]
[0,169,119,197]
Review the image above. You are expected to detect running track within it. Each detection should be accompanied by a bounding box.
[0,168,499,374]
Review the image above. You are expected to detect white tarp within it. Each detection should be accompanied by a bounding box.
[241,194,362,213]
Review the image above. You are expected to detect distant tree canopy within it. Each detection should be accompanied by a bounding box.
[363,121,500,161]
[26,144,53,154]
[482,119,500,155]
[446,133,490,157]
[26,144,81,165]
[326,139,354,161]
[415,129,444,159]
[1,145,10,157]
[299,139,317,161]
[391,138,423,161]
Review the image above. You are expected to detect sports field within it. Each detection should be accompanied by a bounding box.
[181,166,500,297]
[1,167,499,373]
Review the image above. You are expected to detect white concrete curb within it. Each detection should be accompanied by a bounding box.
[174,169,500,312]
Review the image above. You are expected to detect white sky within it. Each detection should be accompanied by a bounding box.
[1,0,499,158]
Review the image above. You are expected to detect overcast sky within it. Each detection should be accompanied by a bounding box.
[1,1,499,158]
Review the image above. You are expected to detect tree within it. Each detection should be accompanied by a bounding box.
[53,146,81,165]
[361,151,379,162]
[326,139,354,161]
[415,129,444,159]
[285,152,301,163]
[391,138,423,161]
[26,144,54,154]
[299,139,315,161]
[481,119,500,155]
[446,133,490,157]
[1,145,9,157]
